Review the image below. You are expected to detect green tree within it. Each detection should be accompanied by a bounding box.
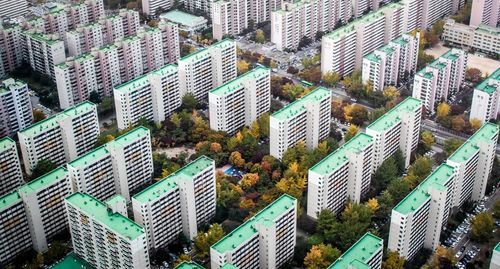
[387,178,411,202]
[174,254,192,266]
[181,93,198,110]
[30,159,57,179]
[303,244,341,269]
[322,71,341,86]
[89,90,101,104]
[32,108,46,123]
[493,199,500,219]
[421,131,436,151]
[369,107,387,123]
[470,212,495,242]
[444,138,464,156]
[372,157,399,194]
[193,224,225,258]
[343,104,368,126]
[255,29,265,43]
[383,251,406,269]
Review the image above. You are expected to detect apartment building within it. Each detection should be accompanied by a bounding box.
[0,191,32,265]
[115,64,181,130]
[443,19,500,56]
[56,23,180,109]
[65,192,150,269]
[307,133,374,218]
[270,87,331,159]
[178,39,237,100]
[0,138,24,196]
[321,3,405,76]
[446,123,499,207]
[18,101,99,173]
[18,167,71,252]
[328,233,383,269]
[22,30,66,78]
[366,97,422,170]
[67,127,153,201]
[176,261,206,269]
[470,0,500,27]
[401,0,465,30]
[185,0,214,16]
[0,78,32,137]
[362,33,420,92]
[209,67,270,135]
[470,68,500,123]
[132,156,216,249]
[388,164,456,260]
[492,243,500,269]
[412,48,468,112]
[0,24,23,76]
[0,0,28,19]
[142,0,172,15]
[210,194,297,269]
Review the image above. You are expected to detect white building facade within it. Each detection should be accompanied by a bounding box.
[0,78,33,137]
[470,68,500,123]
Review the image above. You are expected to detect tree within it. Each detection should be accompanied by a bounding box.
[366,198,379,213]
[421,131,436,151]
[303,244,341,269]
[283,83,305,101]
[428,246,456,269]
[343,70,364,97]
[30,159,57,179]
[89,90,101,104]
[255,29,265,43]
[436,102,451,121]
[444,138,464,156]
[344,124,359,142]
[470,212,495,242]
[372,157,399,194]
[493,199,500,219]
[241,173,259,190]
[96,134,115,147]
[237,60,250,75]
[298,36,312,49]
[383,86,400,101]
[322,71,341,86]
[465,68,482,83]
[343,104,368,126]
[193,224,225,258]
[383,251,406,269]
[181,93,198,110]
[451,115,466,132]
[430,20,445,36]
[174,254,192,266]
[229,151,245,167]
[32,108,46,123]
[469,118,482,131]
[369,107,387,123]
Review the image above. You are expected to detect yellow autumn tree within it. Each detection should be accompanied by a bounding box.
[237,60,250,75]
[436,102,451,121]
[229,151,245,167]
[383,86,400,101]
[344,124,359,142]
[366,198,380,213]
[241,173,259,190]
[469,118,482,131]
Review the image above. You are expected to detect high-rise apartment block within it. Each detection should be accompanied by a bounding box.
[179,39,237,100]
[0,0,28,19]
[362,33,420,92]
[56,23,179,109]
[307,133,374,218]
[65,192,150,269]
[66,9,140,57]
[0,78,32,137]
[0,24,24,77]
[491,243,500,269]
[470,0,499,27]
[18,167,71,252]
[270,87,331,160]
[209,67,271,135]
[412,49,468,112]
[328,233,383,269]
[18,101,99,173]
[185,0,214,16]
[321,3,406,76]
[142,0,172,15]
[401,0,465,31]
[443,19,500,57]
[22,30,66,78]
[0,138,24,196]
[114,64,181,130]
[388,164,456,260]
[132,156,216,249]
[68,127,153,201]
[210,194,297,269]
[470,68,500,123]
[446,123,499,207]
[366,97,422,170]
[0,191,32,265]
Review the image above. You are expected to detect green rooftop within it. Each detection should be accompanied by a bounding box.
[180,39,234,63]
[394,164,455,214]
[495,242,500,253]
[324,3,404,40]
[475,68,500,95]
[161,9,207,27]
[133,156,214,203]
[19,101,96,137]
[114,73,150,92]
[391,36,410,46]
[367,97,422,132]
[66,192,144,240]
[68,145,110,168]
[328,233,383,269]
[220,264,237,269]
[175,261,205,269]
[211,194,296,254]
[0,190,22,212]
[448,123,499,163]
[364,53,381,63]
[310,133,373,175]
[18,167,68,196]
[0,137,15,152]
[152,64,178,77]
[50,253,94,269]
[106,127,150,150]
[23,30,61,45]
[210,67,269,96]
[210,39,235,50]
[106,194,126,207]
[271,87,331,121]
